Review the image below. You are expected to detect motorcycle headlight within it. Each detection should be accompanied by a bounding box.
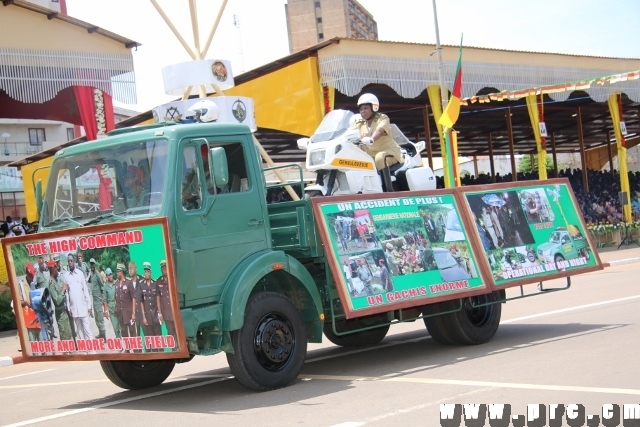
[309,149,326,166]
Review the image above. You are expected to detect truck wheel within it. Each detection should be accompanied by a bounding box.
[421,300,460,345]
[100,360,175,390]
[423,315,458,345]
[446,292,502,345]
[323,321,390,346]
[227,292,307,391]
[554,254,566,270]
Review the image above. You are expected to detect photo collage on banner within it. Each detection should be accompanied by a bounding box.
[463,183,599,286]
[4,219,186,360]
[319,194,486,313]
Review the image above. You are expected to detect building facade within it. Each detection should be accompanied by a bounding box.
[285,0,377,53]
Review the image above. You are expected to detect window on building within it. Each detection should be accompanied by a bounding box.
[317,17,322,23]
[66,128,75,141]
[318,33,324,41]
[314,1,320,7]
[28,128,45,146]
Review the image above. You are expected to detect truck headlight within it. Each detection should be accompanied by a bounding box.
[309,149,326,166]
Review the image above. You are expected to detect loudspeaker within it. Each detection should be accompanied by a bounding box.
[619,191,629,206]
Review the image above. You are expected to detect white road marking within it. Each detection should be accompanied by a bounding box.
[500,294,640,324]
[0,370,54,381]
[303,374,640,396]
[0,380,108,390]
[1,377,232,427]
[5,293,638,425]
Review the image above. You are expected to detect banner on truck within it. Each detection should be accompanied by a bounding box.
[312,191,489,318]
[461,180,602,287]
[2,218,188,361]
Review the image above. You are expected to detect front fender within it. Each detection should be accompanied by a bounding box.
[220,250,324,332]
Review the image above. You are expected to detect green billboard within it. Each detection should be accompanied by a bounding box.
[461,180,601,286]
[313,192,488,317]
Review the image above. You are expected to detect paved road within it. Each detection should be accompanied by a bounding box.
[1,260,638,427]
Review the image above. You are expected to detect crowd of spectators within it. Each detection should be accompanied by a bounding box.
[445,168,640,224]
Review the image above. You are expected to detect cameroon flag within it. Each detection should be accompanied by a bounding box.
[439,41,463,129]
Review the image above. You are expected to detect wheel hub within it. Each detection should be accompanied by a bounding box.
[254,314,295,371]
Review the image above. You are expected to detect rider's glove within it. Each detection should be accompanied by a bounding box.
[361,136,374,145]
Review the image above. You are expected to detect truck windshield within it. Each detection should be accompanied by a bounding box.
[549,232,561,243]
[41,139,169,227]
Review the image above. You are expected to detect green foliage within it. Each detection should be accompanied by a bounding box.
[517,155,555,173]
[0,290,16,331]
[82,246,131,272]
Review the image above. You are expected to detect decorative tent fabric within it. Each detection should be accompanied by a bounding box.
[318,54,640,103]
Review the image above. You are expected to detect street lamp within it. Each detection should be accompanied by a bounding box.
[1,132,9,156]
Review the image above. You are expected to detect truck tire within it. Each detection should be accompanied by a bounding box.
[323,321,390,346]
[554,254,566,270]
[445,292,502,345]
[423,314,458,345]
[227,292,307,391]
[100,360,175,390]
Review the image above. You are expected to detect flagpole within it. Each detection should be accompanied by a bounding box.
[431,0,456,188]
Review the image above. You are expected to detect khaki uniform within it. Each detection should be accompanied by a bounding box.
[87,269,106,337]
[48,275,72,341]
[103,282,120,338]
[353,113,403,169]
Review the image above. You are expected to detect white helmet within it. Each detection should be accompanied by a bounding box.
[357,93,379,112]
[187,99,220,123]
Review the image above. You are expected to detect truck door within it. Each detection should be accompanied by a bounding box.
[175,140,268,305]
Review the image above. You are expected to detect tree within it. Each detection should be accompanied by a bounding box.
[517,154,554,173]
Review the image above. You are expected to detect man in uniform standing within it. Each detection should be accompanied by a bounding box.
[76,252,90,278]
[64,253,93,340]
[47,261,72,341]
[17,263,41,342]
[87,258,107,339]
[115,263,136,338]
[139,262,160,342]
[128,261,144,337]
[35,257,48,289]
[103,268,120,338]
[155,260,175,340]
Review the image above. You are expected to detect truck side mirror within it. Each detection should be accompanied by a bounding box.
[209,147,229,187]
[35,179,43,217]
[297,138,309,151]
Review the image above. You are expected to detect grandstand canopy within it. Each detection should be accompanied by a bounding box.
[12,37,640,168]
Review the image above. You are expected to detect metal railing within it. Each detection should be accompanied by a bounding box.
[1,141,45,157]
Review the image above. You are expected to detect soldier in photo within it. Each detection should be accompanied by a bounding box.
[76,252,90,277]
[115,263,137,338]
[35,257,48,289]
[87,258,107,339]
[46,261,72,341]
[139,262,160,341]
[103,268,120,338]
[128,261,144,336]
[155,260,175,339]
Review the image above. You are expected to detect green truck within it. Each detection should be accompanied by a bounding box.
[24,121,594,392]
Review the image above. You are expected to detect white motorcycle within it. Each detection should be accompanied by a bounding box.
[297,109,436,197]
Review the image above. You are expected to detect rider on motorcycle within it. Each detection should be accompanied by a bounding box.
[351,93,403,185]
